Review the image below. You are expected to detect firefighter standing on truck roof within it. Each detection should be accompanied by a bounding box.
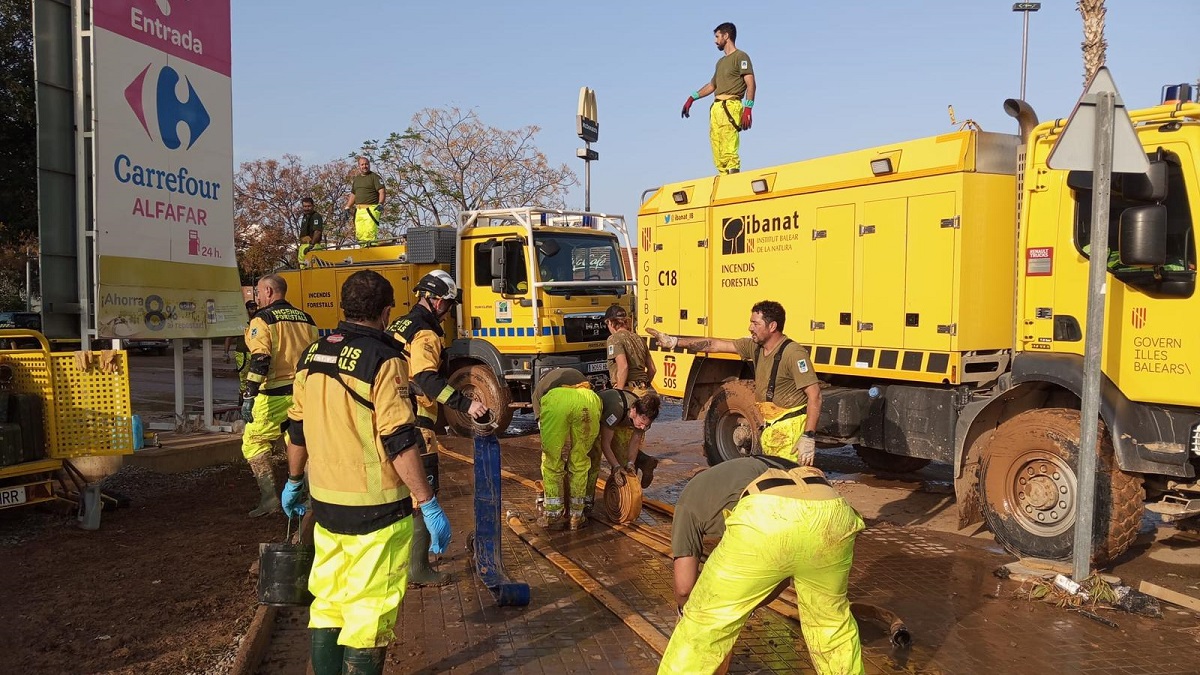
[241,274,318,518]
[603,304,662,487]
[297,197,325,267]
[386,269,488,585]
[343,156,385,244]
[681,21,755,175]
[531,367,602,531]
[660,456,866,675]
[280,270,451,675]
[647,300,821,465]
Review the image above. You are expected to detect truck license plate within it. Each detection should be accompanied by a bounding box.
[587,362,607,373]
[0,486,27,507]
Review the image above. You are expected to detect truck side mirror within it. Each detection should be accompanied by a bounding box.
[490,244,507,280]
[1118,204,1168,266]
[1119,160,1168,202]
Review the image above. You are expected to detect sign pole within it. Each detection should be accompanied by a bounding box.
[1072,90,1115,581]
[576,87,599,211]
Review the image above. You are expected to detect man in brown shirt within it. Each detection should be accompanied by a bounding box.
[680,22,756,174]
[647,300,821,465]
[343,156,385,244]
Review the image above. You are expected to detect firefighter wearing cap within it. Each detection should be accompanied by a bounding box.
[281,269,451,675]
[387,269,488,584]
[588,388,663,499]
[680,22,756,175]
[603,304,661,487]
[241,274,318,518]
[648,300,820,465]
[342,156,384,244]
[531,367,601,530]
[661,456,866,675]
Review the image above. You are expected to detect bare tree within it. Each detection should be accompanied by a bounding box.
[360,107,577,232]
[1077,0,1107,85]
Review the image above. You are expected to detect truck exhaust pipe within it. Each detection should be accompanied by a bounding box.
[1003,98,1039,142]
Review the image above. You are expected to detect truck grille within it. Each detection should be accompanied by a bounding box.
[562,314,608,343]
[1192,423,1200,456]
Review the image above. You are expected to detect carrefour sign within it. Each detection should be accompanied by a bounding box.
[92,0,243,340]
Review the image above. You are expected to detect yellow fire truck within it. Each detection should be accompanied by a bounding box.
[278,207,635,435]
[638,91,1200,563]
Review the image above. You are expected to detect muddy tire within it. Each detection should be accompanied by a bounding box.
[855,446,931,474]
[702,380,764,466]
[445,364,513,437]
[979,408,1143,563]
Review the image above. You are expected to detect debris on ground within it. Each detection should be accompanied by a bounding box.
[1013,571,1162,619]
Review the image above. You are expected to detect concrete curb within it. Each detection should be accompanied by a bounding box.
[229,604,277,675]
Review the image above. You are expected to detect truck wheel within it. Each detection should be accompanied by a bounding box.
[445,364,513,437]
[703,380,763,466]
[855,446,931,474]
[979,408,1143,563]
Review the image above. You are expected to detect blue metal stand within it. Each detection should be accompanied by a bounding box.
[470,433,530,606]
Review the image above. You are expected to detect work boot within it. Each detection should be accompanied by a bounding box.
[537,512,567,531]
[247,455,280,518]
[634,451,659,489]
[310,627,344,675]
[342,646,387,675]
[569,513,589,531]
[582,496,595,518]
[408,509,450,587]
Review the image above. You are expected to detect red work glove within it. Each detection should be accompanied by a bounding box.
[740,106,753,131]
[681,95,696,119]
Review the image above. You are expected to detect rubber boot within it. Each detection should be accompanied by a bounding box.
[408,509,450,587]
[310,627,344,675]
[634,451,659,489]
[247,454,280,518]
[342,646,387,675]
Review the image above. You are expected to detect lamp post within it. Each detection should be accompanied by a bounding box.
[1013,3,1041,101]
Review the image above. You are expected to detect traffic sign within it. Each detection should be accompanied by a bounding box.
[1047,67,1148,173]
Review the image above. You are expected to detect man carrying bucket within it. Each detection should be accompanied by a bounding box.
[282,270,451,675]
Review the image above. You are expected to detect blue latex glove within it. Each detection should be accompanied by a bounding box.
[241,396,255,423]
[419,496,451,554]
[281,479,307,518]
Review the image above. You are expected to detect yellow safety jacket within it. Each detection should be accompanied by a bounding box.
[246,300,318,396]
[288,321,424,535]
[386,305,471,431]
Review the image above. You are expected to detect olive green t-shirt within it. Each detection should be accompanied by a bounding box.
[671,457,770,558]
[733,337,818,409]
[531,367,587,418]
[299,212,325,240]
[598,389,638,430]
[710,49,753,98]
[351,172,383,205]
[606,329,652,386]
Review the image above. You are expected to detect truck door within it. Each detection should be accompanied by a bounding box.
[652,216,708,337]
[904,192,958,351]
[856,198,908,348]
[814,204,856,347]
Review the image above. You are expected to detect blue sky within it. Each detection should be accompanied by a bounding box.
[231,1,1199,220]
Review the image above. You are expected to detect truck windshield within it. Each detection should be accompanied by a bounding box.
[535,233,627,296]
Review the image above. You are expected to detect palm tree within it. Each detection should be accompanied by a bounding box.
[1077,0,1107,85]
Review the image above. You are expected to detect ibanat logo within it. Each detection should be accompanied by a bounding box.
[124,63,211,150]
[131,0,205,55]
[720,210,800,255]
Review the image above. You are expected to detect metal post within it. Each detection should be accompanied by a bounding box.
[202,339,213,429]
[24,255,32,312]
[1013,3,1041,101]
[174,338,186,425]
[584,143,592,212]
[72,0,89,342]
[1072,90,1115,581]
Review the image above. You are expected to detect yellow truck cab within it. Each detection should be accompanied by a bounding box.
[638,90,1200,564]
[280,207,634,434]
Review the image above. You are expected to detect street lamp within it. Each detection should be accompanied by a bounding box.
[1013,3,1041,101]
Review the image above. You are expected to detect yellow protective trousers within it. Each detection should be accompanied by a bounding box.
[241,394,293,460]
[708,99,742,174]
[308,517,413,649]
[234,351,249,397]
[539,386,601,518]
[355,205,380,243]
[757,402,808,463]
[659,494,866,675]
[298,242,314,267]
[586,425,635,505]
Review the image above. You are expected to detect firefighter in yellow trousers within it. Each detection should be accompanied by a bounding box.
[532,368,601,530]
[282,270,451,675]
[241,275,318,517]
[680,22,756,174]
[343,156,385,244]
[648,300,821,465]
[661,456,866,675]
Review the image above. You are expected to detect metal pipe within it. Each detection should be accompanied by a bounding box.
[202,339,213,429]
[72,0,88,342]
[1073,91,1116,581]
[174,338,185,425]
[1003,99,1040,143]
[1019,11,1031,101]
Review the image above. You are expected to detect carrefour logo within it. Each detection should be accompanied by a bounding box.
[124,64,211,150]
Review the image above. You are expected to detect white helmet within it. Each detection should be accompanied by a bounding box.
[414,270,461,303]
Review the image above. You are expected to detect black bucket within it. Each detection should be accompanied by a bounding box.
[258,520,315,606]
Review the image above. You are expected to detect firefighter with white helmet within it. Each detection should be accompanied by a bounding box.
[386,270,489,585]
